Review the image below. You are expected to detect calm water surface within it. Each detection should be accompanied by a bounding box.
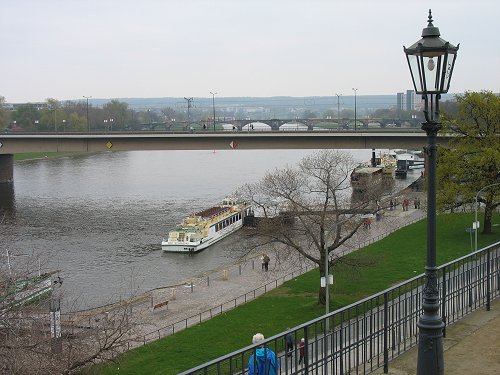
[1,149,372,309]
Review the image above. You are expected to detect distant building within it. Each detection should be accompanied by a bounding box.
[10,102,48,110]
[396,93,404,114]
[395,90,416,114]
[406,90,415,111]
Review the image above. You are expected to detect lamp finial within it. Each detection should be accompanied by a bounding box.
[427,9,434,26]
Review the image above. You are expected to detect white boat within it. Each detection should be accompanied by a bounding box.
[391,149,425,170]
[161,198,251,253]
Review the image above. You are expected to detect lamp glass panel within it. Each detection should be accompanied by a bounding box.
[407,54,423,93]
[442,53,456,92]
[422,55,442,93]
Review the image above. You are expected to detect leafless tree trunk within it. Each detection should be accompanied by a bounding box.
[237,150,392,305]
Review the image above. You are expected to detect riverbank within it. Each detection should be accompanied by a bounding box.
[14,151,95,161]
[89,210,500,374]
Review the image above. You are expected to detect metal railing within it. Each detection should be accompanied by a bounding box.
[180,241,500,375]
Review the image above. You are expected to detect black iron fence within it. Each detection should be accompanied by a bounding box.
[180,241,500,375]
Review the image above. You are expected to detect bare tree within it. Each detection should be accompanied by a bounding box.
[238,150,388,304]
[0,259,143,375]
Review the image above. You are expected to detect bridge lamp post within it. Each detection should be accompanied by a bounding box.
[404,9,459,375]
[83,96,91,133]
[335,93,341,129]
[352,88,358,131]
[62,119,66,133]
[210,92,217,132]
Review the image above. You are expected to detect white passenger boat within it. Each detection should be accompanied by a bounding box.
[391,149,425,170]
[161,198,252,253]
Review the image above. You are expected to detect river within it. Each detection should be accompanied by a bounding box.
[0,149,391,309]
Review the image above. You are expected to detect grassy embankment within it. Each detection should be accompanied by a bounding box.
[89,212,500,375]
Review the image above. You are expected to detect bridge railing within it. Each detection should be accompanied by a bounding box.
[179,241,500,375]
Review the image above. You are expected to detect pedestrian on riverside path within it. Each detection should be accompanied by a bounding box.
[285,329,294,357]
[298,338,305,365]
[248,333,279,375]
[263,254,270,271]
[403,199,409,211]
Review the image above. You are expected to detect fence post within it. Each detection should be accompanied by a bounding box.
[304,325,310,372]
[486,248,491,311]
[383,291,389,373]
[441,266,447,338]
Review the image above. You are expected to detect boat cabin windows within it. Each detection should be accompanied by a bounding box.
[213,212,243,232]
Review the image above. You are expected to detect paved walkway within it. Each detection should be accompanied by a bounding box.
[371,297,500,375]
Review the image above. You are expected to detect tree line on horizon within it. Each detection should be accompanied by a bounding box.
[0,94,457,132]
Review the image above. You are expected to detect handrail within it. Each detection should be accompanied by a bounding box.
[181,240,500,374]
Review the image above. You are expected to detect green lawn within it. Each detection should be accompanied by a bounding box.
[89,213,499,375]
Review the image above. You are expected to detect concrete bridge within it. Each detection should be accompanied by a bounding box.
[140,117,420,131]
[0,130,451,183]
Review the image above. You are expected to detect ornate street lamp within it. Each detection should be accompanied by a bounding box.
[404,10,459,375]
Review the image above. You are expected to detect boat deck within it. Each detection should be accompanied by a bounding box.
[196,206,229,218]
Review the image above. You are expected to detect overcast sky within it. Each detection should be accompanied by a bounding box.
[1,0,499,103]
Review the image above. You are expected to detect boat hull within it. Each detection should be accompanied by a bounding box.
[162,220,243,253]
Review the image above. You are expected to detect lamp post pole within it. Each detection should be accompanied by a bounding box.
[83,96,91,133]
[352,88,358,131]
[335,93,341,129]
[184,97,193,124]
[474,182,500,251]
[210,92,217,132]
[404,10,459,375]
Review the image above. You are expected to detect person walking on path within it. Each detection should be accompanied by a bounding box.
[285,329,294,357]
[403,199,409,211]
[298,338,305,365]
[248,333,280,375]
[262,254,270,272]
